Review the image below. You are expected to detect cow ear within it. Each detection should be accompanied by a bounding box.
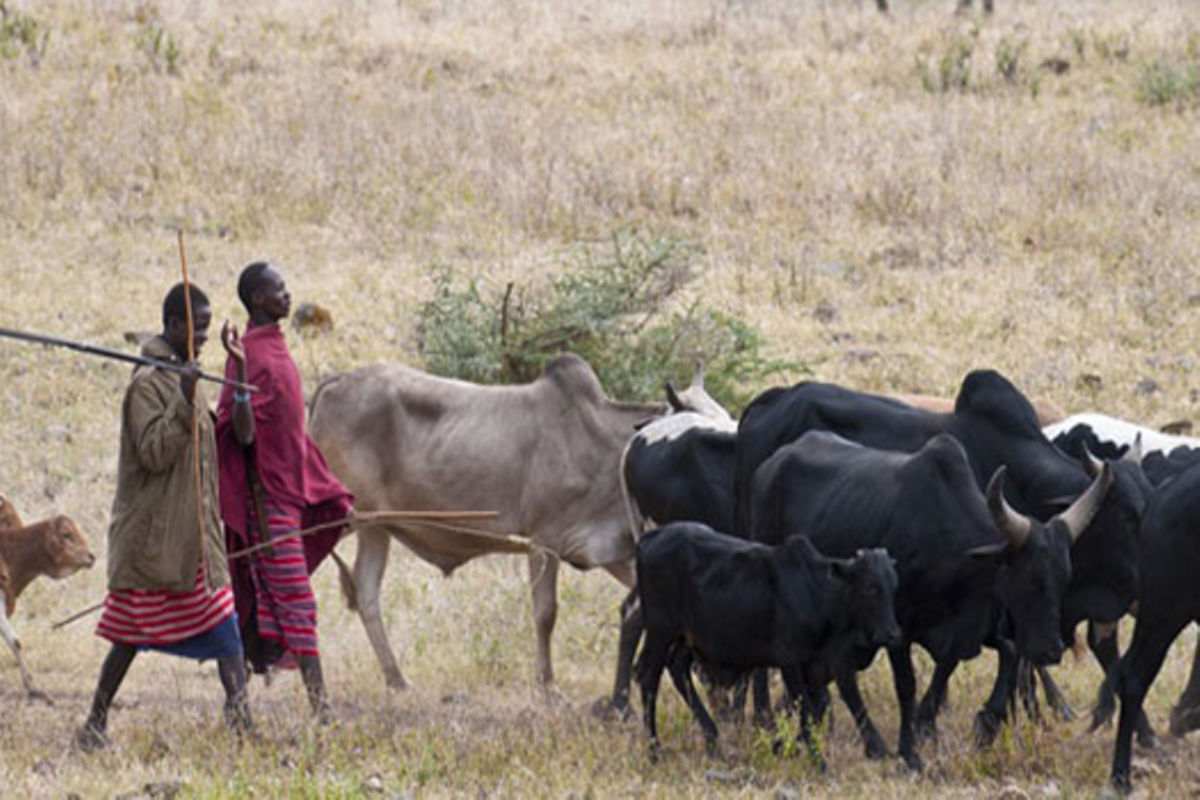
[665,381,684,412]
[966,541,1009,560]
[829,558,855,581]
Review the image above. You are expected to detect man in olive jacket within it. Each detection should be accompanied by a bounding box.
[76,282,251,752]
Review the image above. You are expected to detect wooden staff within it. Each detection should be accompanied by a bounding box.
[178,230,208,578]
[50,510,508,630]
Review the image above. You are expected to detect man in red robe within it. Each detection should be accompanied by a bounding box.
[215,262,352,723]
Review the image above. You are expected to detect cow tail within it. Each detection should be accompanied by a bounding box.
[618,437,644,541]
[1090,655,1123,732]
[331,548,359,612]
[306,372,344,419]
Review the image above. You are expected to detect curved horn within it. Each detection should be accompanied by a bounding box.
[691,361,705,389]
[1080,444,1105,479]
[987,467,1032,550]
[1057,459,1114,543]
[1123,432,1144,464]
[665,381,684,412]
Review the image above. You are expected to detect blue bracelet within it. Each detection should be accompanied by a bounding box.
[234,389,251,404]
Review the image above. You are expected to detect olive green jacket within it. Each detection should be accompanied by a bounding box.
[106,336,229,592]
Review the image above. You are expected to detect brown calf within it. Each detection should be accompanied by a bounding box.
[0,507,95,701]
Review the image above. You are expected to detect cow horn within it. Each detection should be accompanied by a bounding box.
[1123,433,1144,464]
[1080,445,1105,479]
[1056,459,1113,543]
[665,381,684,412]
[691,361,705,389]
[987,467,1031,550]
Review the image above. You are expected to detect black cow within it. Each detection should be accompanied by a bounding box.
[635,521,900,767]
[733,371,1144,738]
[1091,462,1200,793]
[750,431,1111,770]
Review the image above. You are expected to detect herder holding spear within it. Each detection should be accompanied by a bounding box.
[75,282,253,752]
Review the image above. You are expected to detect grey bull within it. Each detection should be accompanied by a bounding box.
[308,354,663,690]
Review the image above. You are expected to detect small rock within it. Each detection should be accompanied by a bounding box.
[1039,57,1070,75]
[814,300,839,324]
[363,774,385,793]
[1131,757,1161,778]
[1135,378,1159,396]
[843,347,880,364]
[775,783,801,800]
[31,759,55,777]
[1077,373,1103,391]
[441,692,470,705]
[1161,419,1193,435]
[1188,293,1200,307]
[705,770,738,784]
[1038,782,1061,799]
[145,780,186,799]
[997,783,1030,800]
[816,261,847,279]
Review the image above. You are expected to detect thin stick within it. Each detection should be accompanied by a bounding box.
[0,326,257,391]
[179,230,208,579]
[50,510,509,631]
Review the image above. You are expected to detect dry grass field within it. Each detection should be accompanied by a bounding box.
[3,0,1200,796]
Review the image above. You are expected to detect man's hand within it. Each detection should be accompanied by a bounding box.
[180,363,201,404]
[221,320,245,366]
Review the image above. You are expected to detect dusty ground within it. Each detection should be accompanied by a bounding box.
[2,0,1200,796]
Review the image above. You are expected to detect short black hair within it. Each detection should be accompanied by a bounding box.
[162,282,211,328]
[237,261,273,313]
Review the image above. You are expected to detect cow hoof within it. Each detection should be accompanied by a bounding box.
[1136,729,1159,750]
[915,717,939,744]
[863,736,890,760]
[591,696,631,721]
[972,710,1002,749]
[704,736,718,756]
[647,740,661,763]
[901,750,924,773]
[384,674,410,691]
[74,723,111,754]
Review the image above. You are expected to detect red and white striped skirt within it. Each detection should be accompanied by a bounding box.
[249,503,320,659]
[98,564,235,646]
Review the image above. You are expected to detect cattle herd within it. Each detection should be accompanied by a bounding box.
[5,354,1200,792]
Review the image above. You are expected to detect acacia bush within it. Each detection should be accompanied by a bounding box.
[416,230,797,413]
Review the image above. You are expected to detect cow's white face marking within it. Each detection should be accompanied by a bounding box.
[638,411,736,446]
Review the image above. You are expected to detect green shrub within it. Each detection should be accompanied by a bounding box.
[416,230,799,413]
[995,36,1027,84]
[1136,59,1200,106]
[0,2,50,67]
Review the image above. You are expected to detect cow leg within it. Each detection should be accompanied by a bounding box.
[1016,659,1043,725]
[1170,628,1200,738]
[887,644,923,772]
[751,668,774,729]
[974,639,1019,748]
[595,586,641,720]
[637,634,671,759]
[0,597,49,704]
[916,659,958,743]
[353,526,409,689]
[1089,621,1155,746]
[1111,622,1184,793]
[1035,665,1075,723]
[665,647,718,752]
[782,667,828,772]
[529,551,560,690]
[835,669,890,760]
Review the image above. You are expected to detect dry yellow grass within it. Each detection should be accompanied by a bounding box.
[3,0,1200,796]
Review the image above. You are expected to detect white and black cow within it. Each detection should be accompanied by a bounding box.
[1046,412,1200,487]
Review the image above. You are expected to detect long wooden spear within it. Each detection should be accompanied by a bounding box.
[0,326,257,391]
[178,231,209,581]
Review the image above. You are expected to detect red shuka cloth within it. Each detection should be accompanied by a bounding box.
[215,323,353,574]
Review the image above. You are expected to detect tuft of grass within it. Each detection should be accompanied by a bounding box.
[1136,58,1200,106]
[0,1,49,66]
